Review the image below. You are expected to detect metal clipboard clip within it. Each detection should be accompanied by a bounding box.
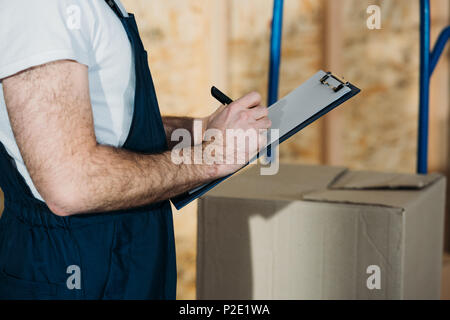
[319,72,349,93]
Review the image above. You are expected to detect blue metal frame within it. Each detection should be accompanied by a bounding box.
[268,0,284,106]
[418,0,450,174]
[266,0,284,160]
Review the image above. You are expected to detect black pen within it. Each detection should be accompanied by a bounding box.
[211,86,233,105]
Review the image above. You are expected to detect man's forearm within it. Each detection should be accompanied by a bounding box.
[162,116,206,149]
[72,116,209,214]
[49,143,216,216]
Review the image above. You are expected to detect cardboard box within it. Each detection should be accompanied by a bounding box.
[197,164,446,300]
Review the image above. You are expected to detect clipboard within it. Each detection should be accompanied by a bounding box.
[171,70,361,210]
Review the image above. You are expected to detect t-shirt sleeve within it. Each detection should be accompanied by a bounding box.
[0,0,94,80]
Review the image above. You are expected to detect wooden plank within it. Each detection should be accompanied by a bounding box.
[437,0,450,253]
[442,253,450,299]
[429,0,450,173]
[427,0,450,252]
[208,0,229,93]
[320,0,344,165]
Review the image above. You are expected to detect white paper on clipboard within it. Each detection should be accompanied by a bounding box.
[267,70,351,145]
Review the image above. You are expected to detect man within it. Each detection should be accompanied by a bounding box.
[0,0,270,299]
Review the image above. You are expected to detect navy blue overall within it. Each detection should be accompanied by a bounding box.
[0,1,176,299]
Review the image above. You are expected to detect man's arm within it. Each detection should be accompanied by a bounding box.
[2,60,270,216]
[162,103,232,149]
[162,116,206,149]
[2,60,217,216]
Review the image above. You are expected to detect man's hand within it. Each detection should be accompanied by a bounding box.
[203,92,271,177]
[164,93,271,177]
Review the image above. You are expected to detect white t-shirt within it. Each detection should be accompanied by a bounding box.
[0,0,135,201]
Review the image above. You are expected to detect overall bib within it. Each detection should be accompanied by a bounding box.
[0,1,176,299]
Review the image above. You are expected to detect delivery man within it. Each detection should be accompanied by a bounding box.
[0,0,270,299]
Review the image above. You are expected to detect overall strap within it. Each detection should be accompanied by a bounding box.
[105,0,124,18]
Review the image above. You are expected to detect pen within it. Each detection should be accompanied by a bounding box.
[211,86,233,105]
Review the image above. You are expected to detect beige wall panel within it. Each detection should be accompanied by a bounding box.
[339,0,421,173]
[429,0,449,173]
[122,0,216,118]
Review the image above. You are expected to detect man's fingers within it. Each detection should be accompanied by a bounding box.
[254,118,272,129]
[249,105,269,120]
[212,103,227,116]
[233,91,262,110]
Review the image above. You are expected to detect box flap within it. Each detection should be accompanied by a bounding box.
[302,189,421,209]
[206,163,347,201]
[330,170,442,190]
[303,171,444,209]
[205,163,444,209]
